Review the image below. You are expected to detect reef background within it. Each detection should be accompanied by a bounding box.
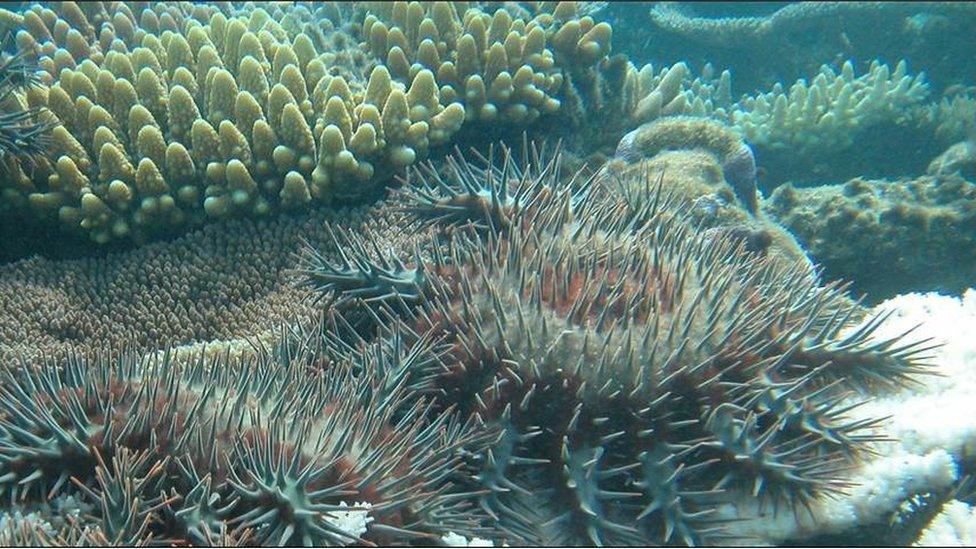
[0,1,975,546]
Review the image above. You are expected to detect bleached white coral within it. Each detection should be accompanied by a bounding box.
[326,501,374,540]
[0,494,91,544]
[721,288,976,545]
[441,531,497,547]
[915,499,976,546]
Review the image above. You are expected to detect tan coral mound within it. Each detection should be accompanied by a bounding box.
[604,149,810,269]
[0,202,411,363]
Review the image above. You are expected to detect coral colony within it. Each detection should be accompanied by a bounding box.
[0,1,975,546]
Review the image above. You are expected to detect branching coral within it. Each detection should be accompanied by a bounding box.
[728,60,929,157]
[918,90,976,145]
[0,1,473,244]
[0,32,58,176]
[359,1,612,125]
[643,2,976,95]
[552,56,728,155]
[0,1,636,247]
[646,2,976,49]
[300,145,930,545]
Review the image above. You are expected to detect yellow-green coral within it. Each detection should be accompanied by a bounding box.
[359,1,615,124]
[0,1,630,245]
[0,2,473,243]
[728,60,929,155]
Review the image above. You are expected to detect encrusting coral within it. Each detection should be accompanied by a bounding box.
[299,144,931,545]
[765,171,976,302]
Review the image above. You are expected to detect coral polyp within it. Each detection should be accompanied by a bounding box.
[300,146,932,545]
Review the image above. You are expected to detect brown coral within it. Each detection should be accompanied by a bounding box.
[0,202,413,363]
[604,149,809,268]
[765,172,976,301]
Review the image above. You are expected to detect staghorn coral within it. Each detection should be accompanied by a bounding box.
[0,328,490,546]
[301,145,929,545]
[765,172,976,302]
